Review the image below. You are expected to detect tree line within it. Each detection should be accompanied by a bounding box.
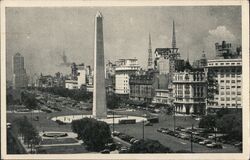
[13,116,40,153]
[199,108,242,141]
[38,87,120,109]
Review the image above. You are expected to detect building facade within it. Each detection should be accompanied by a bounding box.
[152,89,172,105]
[12,53,27,89]
[173,64,207,115]
[129,71,158,103]
[205,58,242,112]
[115,59,140,96]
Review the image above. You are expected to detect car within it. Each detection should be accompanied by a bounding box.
[7,123,12,129]
[180,134,190,140]
[130,138,137,143]
[208,135,216,139]
[234,142,242,148]
[112,131,121,136]
[199,140,212,145]
[133,140,140,144]
[101,149,110,154]
[119,147,129,153]
[144,121,153,126]
[105,143,116,151]
[206,142,223,149]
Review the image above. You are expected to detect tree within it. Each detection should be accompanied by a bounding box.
[216,107,230,118]
[106,93,119,109]
[199,115,216,131]
[128,139,172,153]
[13,116,40,152]
[71,118,112,151]
[216,113,242,141]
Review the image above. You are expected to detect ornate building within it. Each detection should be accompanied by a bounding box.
[173,61,207,115]
[129,71,158,103]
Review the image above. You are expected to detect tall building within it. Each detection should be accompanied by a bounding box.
[147,33,154,70]
[115,58,140,96]
[215,41,242,59]
[173,62,207,115]
[12,53,27,89]
[105,61,116,94]
[77,64,86,89]
[71,63,78,80]
[205,41,242,113]
[129,71,158,103]
[205,58,242,112]
[93,11,107,118]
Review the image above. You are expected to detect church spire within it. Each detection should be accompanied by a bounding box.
[172,20,176,48]
[147,33,153,70]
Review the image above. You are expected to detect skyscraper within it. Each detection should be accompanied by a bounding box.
[93,11,107,119]
[12,53,27,89]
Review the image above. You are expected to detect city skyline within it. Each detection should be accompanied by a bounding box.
[6,6,241,80]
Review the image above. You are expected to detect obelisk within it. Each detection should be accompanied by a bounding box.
[93,11,107,119]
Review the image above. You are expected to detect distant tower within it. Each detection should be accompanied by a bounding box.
[12,53,27,89]
[93,11,107,119]
[172,20,176,48]
[147,33,153,70]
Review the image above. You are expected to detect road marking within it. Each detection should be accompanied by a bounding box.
[180,142,187,145]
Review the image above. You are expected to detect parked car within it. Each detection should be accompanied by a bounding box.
[119,147,129,153]
[144,121,153,126]
[101,149,110,154]
[206,142,223,149]
[130,138,137,144]
[199,140,212,145]
[112,131,121,136]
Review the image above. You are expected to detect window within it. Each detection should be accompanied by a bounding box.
[237,86,241,88]
[221,98,225,101]
[220,80,224,83]
[226,80,230,83]
[237,80,241,83]
[220,63,224,65]
[232,86,236,88]
[232,80,235,83]
[221,92,224,95]
[226,97,230,101]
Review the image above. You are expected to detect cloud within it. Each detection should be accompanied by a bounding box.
[203,26,236,58]
[207,26,236,41]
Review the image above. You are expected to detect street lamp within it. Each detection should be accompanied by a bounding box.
[112,111,115,133]
[190,124,193,153]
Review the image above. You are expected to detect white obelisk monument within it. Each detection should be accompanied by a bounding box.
[93,11,107,119]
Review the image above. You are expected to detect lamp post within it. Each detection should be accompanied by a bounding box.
[112,111,115,133]
[190,124,193,153]
[142,120,145,140]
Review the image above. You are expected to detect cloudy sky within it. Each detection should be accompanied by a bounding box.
[6,6,241,80]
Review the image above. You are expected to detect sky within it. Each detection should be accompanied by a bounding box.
[6,6,241,80]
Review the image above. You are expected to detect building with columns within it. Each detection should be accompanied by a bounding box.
[173,61,207,115]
